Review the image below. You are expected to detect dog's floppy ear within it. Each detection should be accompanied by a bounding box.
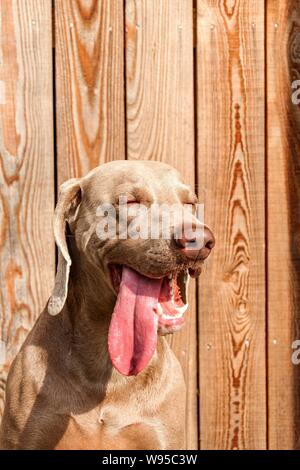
[48,178,82,316]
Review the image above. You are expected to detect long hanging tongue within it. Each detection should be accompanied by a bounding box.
[108,266,162,376]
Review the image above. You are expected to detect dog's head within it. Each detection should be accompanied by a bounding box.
[48,160,214,375]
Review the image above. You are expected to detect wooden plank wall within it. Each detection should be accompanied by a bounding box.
[55,0,125,183]
[196,1,266,449]
[0,0,54,416]
[1,0,300,450]
[267,0,300,450]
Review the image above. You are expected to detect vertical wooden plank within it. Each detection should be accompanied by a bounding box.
[0,0,54,417]
[125,0,197,449]
[267,0,300,450]
[55,0,125,183]
[196,1,266,449]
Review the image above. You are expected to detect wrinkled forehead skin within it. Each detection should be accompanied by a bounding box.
[79,160,197,205]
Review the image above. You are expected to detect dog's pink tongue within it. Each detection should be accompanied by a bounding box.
[108,266,162,376]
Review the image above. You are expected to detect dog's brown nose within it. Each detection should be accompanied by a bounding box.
[174,224,215,260]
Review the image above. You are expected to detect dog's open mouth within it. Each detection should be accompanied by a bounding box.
[108,264,191,377]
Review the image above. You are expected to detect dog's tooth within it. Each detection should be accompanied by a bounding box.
[156,302,163,316]
[168,273,172,280]
[175,303,188,315]
[162,313,174,320]
[161,310,185,320]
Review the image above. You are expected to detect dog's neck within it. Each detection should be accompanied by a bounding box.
[61,241,115,382]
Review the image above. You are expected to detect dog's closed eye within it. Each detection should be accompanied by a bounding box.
[126,199,139,205]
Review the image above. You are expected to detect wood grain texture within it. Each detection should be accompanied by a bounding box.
[267,0,300,450]
[55,0,125,184]
[125,0,197,449]
[196,0,266,449]
[0,0,54,417]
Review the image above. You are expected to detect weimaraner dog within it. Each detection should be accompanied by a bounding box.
[0,160,214,449]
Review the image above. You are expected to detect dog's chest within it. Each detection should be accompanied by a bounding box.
[55,348,185,449]
[55,404,169,450]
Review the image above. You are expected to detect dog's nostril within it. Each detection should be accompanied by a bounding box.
[175,238,195,249]
[203,227,215,251]
[174,234,196,249]
[205,238,215,251]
